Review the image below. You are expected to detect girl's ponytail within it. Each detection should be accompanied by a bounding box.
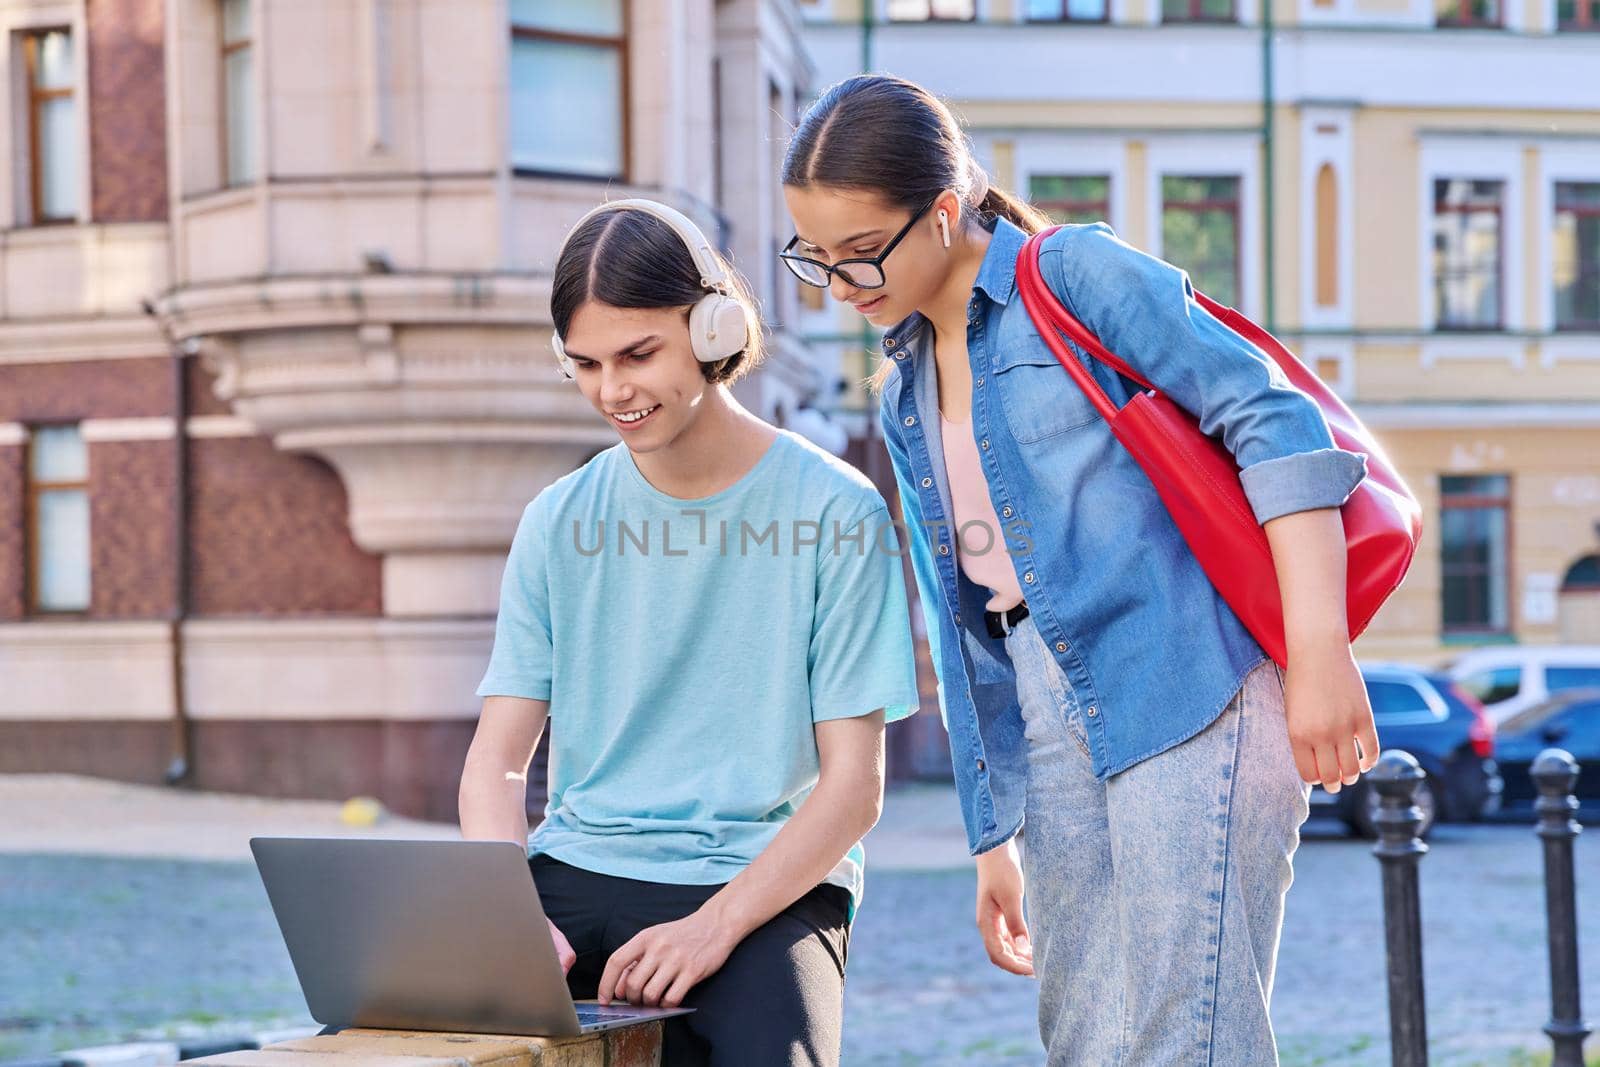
[975,184,1054,236]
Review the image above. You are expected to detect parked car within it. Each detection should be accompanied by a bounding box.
[1308,663,1502,839]
[1492,688,1600,810]
[1446,645,1600,725]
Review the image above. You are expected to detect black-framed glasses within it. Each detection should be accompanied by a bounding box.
[778,194,940,291]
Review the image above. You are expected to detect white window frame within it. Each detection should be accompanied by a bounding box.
[876,0,994,20]
[1013,134,1128,237]
[1418,138,1525,368]
[1013,0,1117,22]
[1145,134,1261,319]
[1,2,90,229]
[219,0,261,187]
[508,0,629,181]
[1141,0,1260,25]
[1537,141,1600,367]
[25,421,93,615]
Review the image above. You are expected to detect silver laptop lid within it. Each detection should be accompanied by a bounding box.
[249,837,637,1038]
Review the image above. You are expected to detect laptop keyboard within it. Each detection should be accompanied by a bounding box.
[575,1003,653,1022]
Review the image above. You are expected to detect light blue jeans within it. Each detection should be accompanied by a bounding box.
[1005,614,1312,1066]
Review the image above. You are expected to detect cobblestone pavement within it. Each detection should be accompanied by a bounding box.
[843,825,1600,1067]
[0,852,308,1060]
[2,775,1597,1066]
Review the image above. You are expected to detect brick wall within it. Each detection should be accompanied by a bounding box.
[87,0,168,223]
[0,718,481,822]
[187,323,382,616]
[187,437,382,616]
[191,719,477,822]
[91,439,178,618]
[188,355,233,416]
[0,721,172,781]
[0,358,173,421]
[1,358,383,618]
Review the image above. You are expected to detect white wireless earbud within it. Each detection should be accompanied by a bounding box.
[938,210,951,249]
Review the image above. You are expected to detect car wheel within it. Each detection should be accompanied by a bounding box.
[1352,777,1438,840]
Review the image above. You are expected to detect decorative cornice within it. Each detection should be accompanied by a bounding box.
[151,273,554,342]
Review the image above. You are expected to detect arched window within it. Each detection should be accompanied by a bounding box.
[1561,554,1600,591]
[1316,163,1339,308]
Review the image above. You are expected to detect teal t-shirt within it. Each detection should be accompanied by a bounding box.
[476,430,920,912]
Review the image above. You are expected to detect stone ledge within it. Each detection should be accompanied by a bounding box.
[183,1025,662,1067]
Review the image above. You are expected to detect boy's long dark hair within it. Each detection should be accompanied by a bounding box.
[550,207,764,385]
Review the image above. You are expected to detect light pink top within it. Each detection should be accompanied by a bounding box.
[939,411,1026,612]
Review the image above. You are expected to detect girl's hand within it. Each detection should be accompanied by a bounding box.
[1262,507,1381,794]
[1283,640,1380,794]
[975,838,1034,977]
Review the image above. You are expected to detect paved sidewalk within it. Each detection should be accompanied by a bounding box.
[5,773,1596,1066]
[0,774,970,871]
[0,775,459,861]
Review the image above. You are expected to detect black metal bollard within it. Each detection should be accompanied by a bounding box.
[1533,749,1591,1067]
[1371,750,1430,1067]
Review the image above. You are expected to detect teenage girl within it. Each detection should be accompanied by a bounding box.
[780,76,1379,1065]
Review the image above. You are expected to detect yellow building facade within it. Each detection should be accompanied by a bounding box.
[799,0,1600,663]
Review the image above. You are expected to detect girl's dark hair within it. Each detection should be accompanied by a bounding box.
[783,74,1052,239]
[550,206,764,385]
[782,75,1052,392]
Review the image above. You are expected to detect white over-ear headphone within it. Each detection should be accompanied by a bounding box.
[550,198,751,380]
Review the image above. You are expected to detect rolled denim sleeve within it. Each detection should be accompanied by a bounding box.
[1237,448,1368,524]
[879,388,953,729]
[1040,224,1367,525]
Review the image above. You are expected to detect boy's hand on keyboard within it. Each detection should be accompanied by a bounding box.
[597,909,737,1009]
[549,918,576,975]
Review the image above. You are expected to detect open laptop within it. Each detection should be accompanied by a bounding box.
[249,837,694,1037]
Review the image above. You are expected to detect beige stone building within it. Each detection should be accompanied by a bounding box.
[799,0,1600,664]
[0,0,858,818]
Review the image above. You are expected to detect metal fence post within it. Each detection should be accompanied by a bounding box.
[1371,750,1429,1067]
[1533,748,1591,1067]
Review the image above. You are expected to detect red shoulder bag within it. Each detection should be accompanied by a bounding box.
[1014,227,1422,668]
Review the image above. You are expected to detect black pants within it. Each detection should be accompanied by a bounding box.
[528,853,852,1067]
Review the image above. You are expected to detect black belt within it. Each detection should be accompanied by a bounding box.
[984,601,1030,640]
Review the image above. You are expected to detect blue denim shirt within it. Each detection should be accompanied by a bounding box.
[877,218,1368,856]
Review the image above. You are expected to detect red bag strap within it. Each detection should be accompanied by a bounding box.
[1015,228,1159,422]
